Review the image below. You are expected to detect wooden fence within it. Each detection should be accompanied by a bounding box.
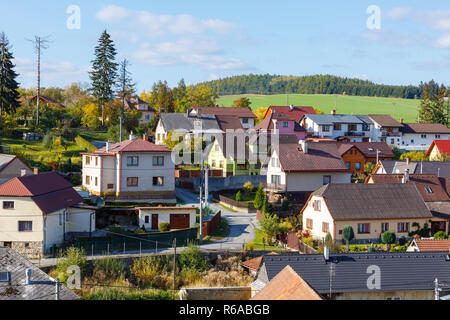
[286,231,317,254]
[202,211,221,236]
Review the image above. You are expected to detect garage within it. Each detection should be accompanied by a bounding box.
[170,214,190,229]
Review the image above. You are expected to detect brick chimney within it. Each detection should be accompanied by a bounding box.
[400,118,404,123]
[403,168,410,183]
[331,110,336,115]
[33,167,39,175]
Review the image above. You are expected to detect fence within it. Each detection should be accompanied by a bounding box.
[54,228,198,257]
[202,211,221,236]
[214,194,256,213]
[176,175,265,192]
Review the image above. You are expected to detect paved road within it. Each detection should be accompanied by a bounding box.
[31,188,257,266]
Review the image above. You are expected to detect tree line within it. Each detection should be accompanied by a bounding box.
[197,74,447,99]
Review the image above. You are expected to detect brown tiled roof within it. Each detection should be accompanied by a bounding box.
[191,107,256,118]
[254,112,296,132]
[338,142,394,158]
[310,183,433,220]
[402,123,450,134]
[85,139,170,155]
[252,265,323,300]
[0,172,83,214]
[368,114,402,127]
[215,114,244,131]
[427,140,450,156]
[19,95,65,108]
[242,256,263,272]
[265,106,316,122]
[275,140,349,172]
[367,174,450,201]
[413,239,450,252]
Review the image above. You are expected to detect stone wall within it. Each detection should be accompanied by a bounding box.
[1,241,43,259]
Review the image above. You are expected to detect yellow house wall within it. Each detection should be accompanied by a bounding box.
[429,146,441,161]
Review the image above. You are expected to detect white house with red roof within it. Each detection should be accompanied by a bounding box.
[81,134,175,201]
[0,172,95,258]
[427,140,450,160]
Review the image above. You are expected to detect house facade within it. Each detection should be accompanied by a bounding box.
[301,183,447,243]
[400,123,450,151]
[189,106,256,130]
[0,172,95,258]
[338,142,394,173]
[0,154,34,184]
[367,114,403,147]
[137,207,196,231]
[123,97,156,126]
[263,105,316,123]
[82,136,175,201]
[427,140,450,160]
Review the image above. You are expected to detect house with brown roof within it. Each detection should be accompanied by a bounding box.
[407,238,450,252]
[301,183,448,243]
[0,172,95,258]
[265,136,351,196]
[0,154,34,185]
[427,140,450,161]
[189,106,256,129]
[367,114,403,147]
[264,105,316,123]
[123,96,156,126]
[254,112,306,140]
[400,123,450,151]
[81,134,175,202]
[338,142,394,173]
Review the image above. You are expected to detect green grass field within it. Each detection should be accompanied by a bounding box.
[216,94,420,123]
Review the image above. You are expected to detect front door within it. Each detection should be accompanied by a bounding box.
[151,214,159,230]
[431,221,446,234]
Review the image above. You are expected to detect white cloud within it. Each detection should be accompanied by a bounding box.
[132,37,249,71]
[362,30,431,47]
[96,5,239,37]
[385,7,411,21]
[417,10,450,31]
[434,34,450,48]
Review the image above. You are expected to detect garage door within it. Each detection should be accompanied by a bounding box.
[170,214,190,229]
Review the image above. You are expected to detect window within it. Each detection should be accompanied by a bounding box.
[85,176,90,185]
[333,123,341,131]
[282,121,289,128]
[219,161,223,168]
[425,187,433,194]
[127,156,139,166]
[95,177,98,186]
[145,114,150,120]
[421,134,427,139]
[211,160,216,167]
[153,156,164,166]
[362,124,370,131]
[18,221,32,232]
[348,124,357,131]
[345,162,351,169]
[3,201,14,209]
[271,175,281,185]
[127,177,139,187]
[411,139,414,143]
[215,144,220,151]
[381,223,389,233]
[306,219,313,229]
[242,118,249,124]
[313,200,321,211]
[436,134,441,139]
[145,216,150,224]
[59,213,62,226]
[66,212,69,222]
[271,157,280,168]
[153,176,164,186]
[322,125,330,132]
[398,222,410,233]
[322,222,330,233]
[107,184,114,189]
[85,156,90,165]
[95,157,98,166]
[355,162,361,170]
[157,134,161,141]
[390,139,395,144]
[358,223,370,234]
[323,176,331,185]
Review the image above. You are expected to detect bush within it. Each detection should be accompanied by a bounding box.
[253,184,265,210]
[368,245,376,253]
[434,231,448,240]
[93,257,126,279]
[281,199,289,210]
[398,236,407,246]
[158,223,171,232]
[243,181,254,193]
[302,237,314,247]
[52,247,87,284]
[177,243,210,272]
[245,242,255,251]
[324,232,332,244]
[235,191,242,202]
[83,288,176,300]
[382,231,396,245]
[42,132,54,149]
[130,256,172,287]
[342,226,355,249]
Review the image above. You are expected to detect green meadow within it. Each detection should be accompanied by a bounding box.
[216,94,420,123]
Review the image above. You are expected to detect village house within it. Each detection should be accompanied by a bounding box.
[137,207,197,231]
[400,123,450,151]
[427,140,450,161]
[253,112,306,140]
[301,111,375,142]
[301,183,448,243]
[189,106,257,130]
[263,105,316,123]
[0,172,95,258]
[0,247,79,300]
[407,238,450,252]
[123,96,156,126]
[337,142,394,173]
[367,114,403,147]
[254,252,450,300]
[82,135,175,202]
[0,154,34,184]
[373,159,450,178]
[265,137,351,198]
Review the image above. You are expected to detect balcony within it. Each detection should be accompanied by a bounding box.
[381,131,401,137]
[345,131,366,137]
[263,182,287,193]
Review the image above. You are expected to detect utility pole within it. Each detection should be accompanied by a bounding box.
[119,116,123,142]
[55,278,60,300]
[28,36,50,127]
[376,149,380,164]
[205,164,209,207]
[173,238,177,291]
[435,278,441,300]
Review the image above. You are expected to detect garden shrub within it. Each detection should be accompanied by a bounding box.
[52,247,87,284]
[235,191,242,202]
[93,257,126,279]
[158,222,171,232]
[302,237,314,247]
[398,236,407,246]
[177,243,210,272]
[245,242,255,251]
[253,184,265,210]
[434,231,448,239]
[243,181,254,193]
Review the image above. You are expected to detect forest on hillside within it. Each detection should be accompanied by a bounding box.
[197,74,445,99]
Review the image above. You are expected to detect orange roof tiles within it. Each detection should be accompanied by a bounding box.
[413,239,450,252]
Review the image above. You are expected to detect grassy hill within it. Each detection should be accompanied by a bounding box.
[216,94,420,123]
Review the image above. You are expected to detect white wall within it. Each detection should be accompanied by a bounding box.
[67,207,95,233]
[286,172,351,192]
[302,195,335,240]
[138,208,196,230]
[43,209,66,249]
[155,120,168,145]
[82,154,102,193]
[401,133,450,151]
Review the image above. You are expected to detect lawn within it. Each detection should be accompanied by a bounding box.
[252,228,289,252]
[216,93,420,123]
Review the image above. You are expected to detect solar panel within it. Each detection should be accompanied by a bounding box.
[0,271,11,282]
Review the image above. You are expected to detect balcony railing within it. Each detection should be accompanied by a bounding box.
[381,131,401,137]
[263,182,287,193]
[345,131,367,137]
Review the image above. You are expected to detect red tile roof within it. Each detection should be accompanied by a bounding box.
[337,142,394,158]
[412,239,450,252]
[251,265,323,300]
[265,106,316,123]
[0,172,83,214]
[427,140,450,156]
[191,107,256,118]
[242,256,263,272]
[86,139,171,155]
[368,114,402,127]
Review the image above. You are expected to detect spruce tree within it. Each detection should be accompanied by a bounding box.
[253,183,265,210]
[0,32,20,124]
[116,58,135,112]
[89,30,118,126]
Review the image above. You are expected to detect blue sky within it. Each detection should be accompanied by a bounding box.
[1,0,449,92]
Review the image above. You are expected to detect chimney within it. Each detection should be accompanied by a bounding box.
[106,141,111,152]
[406,157,410,165]
[143,133,149,141]
[331,110,336,115]
[21,169,27,177]
[324,246,330,261]
[289,105,294,111]
[129,131,135,140]
[403,168,410,183]
[25,268,32,285]
[400,118,404,124]
[299,140,308,154]
[33,167,38,175]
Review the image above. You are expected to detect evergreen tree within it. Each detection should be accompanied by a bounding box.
[0,32,20,123]
[116,58,135,112]
[418,84,448,126]
[253,183,265,210]
[89,30,118,126]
